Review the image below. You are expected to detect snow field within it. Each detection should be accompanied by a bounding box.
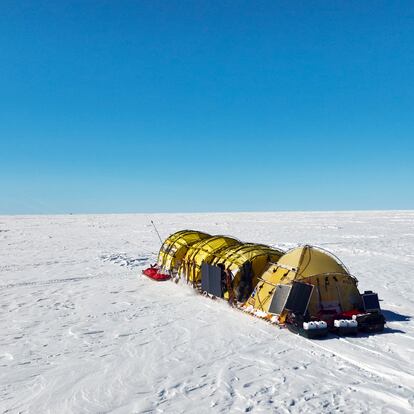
[0,211,413,413]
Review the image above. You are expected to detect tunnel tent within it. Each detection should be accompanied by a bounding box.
[157,230,211,275]
[209,243,285,302]
[245,245,362,318]
[179,235,241,283]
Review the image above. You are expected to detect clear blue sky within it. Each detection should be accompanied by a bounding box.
[1,1,413,214]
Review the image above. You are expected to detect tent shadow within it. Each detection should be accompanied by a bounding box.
[381,309,411,322]
[355,326,406,337]
[382,326,406,334]
[321,326,406,340]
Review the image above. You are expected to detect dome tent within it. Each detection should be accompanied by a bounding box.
[179,236,241,283]
[157,230,211,275]
[209,243,284,302]
[245,245,362,318]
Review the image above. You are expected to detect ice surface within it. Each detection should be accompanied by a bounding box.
[0,211,413,413]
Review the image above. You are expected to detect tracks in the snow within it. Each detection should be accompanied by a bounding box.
[308,334,414,398]
[0,275,108,290]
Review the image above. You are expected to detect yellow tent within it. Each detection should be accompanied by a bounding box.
[210,243,284,301]
[157,230,211,274]
[179,235,241,283]
[245,245,362,317]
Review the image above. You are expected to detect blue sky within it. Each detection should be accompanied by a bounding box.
[1,1,413,214]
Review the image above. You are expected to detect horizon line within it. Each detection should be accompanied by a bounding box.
[1,208,413,218]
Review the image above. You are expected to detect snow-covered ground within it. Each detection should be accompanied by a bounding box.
[1,211,413,414]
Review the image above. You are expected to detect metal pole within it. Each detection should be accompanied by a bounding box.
[151,220,163,245]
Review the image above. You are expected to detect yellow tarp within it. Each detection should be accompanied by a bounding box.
[179,235,241,283]
[210,243,284,299]
[157,230,210,274]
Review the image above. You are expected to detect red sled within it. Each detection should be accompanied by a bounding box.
[142,266,171,281]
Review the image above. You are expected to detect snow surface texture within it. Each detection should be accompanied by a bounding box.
[1,211,413,414]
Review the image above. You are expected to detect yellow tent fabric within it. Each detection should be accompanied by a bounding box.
[179,236,241,283]
[246,245,362,317]
[209,243,284,300]
[157,230,211,274]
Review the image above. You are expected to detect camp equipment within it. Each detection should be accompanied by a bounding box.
[282,281,329,338]
[145,230,387,339]
[209,243,284,302]
[362,291,381,313]
[354,291,385,332]
[352,312,385,332]
[179,236,241,284]
[150,220,163,245]
[332,318,358,335]
[201,263,223,297]
[142,265,171,281]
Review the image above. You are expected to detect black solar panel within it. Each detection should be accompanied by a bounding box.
[201,263,222,297]
[284,282,314,315]
[362,293,381,312]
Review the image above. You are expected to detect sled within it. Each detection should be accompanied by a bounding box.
[142,266,171,282]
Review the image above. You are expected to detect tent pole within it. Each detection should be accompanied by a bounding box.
[151,220,163,245]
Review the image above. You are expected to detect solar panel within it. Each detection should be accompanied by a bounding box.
[284,282,314,315]
[362,293,381,312]
[201,263,222,297]
[268,285,291,315]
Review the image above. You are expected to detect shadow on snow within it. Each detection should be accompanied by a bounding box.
[382,309,411,322]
